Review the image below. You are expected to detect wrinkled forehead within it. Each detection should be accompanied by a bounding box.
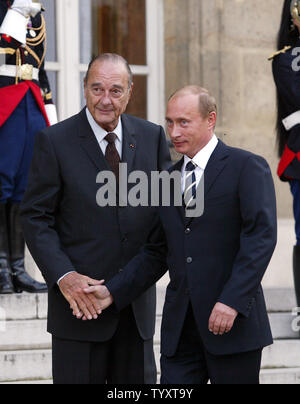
[87,60,129,86]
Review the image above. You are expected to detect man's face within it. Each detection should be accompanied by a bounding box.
[84,60,133,132]
[166,94,216,159]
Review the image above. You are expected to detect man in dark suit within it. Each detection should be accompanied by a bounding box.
[20,53,171,384]
[84,86,277,384]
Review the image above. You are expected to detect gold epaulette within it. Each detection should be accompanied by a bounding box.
[0,48,16,56]
[268,46,292,61]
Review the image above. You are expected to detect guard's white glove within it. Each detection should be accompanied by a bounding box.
[12,0,41,18]
[45,104,58,126]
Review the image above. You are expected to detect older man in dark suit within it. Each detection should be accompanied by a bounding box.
[20,53,171,384]
[85,86,277,384]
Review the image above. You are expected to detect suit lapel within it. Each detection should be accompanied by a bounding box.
[203,140,229,197]
[77,108,110,173]
[121,114,137,173]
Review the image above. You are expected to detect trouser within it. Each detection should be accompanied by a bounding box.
[161,304,262,385]
[0,90,47,203]
[52,306,157,384]
[290,180,300,245]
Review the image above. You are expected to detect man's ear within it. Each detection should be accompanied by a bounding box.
[207,111,217,130]
[128,82,134,99]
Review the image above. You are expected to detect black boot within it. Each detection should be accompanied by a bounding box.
[0,203,14,294]
[293,245,300,308]
[8,203,47,294]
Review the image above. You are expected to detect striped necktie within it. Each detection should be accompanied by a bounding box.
[184,161,197,209]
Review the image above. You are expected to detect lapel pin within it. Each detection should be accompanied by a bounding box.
[130,144,135,149]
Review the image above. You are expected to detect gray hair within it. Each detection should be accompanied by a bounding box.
[84,53,133,89]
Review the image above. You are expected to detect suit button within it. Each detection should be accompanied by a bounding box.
[119,268,124,273]
[186,257,193,264]
[185,228,191,234]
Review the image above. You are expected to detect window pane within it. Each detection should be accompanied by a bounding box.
[43,0,57,62]
[79,1,93,64]
[126,75,147,120]
[80,0,146,65]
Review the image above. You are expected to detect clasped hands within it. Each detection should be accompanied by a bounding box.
[59,272,238,335]
[58,272,113,321]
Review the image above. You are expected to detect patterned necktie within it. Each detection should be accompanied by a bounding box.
[184,161,197,209]
[105,133,120,180]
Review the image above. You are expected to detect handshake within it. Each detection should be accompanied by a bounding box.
[59,272,114,321]
[12,0,43,18]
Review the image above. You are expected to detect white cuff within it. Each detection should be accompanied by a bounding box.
[0,9,28,44]
[282,110,300,131]
[45,104,58,126]
[57,271,76,286]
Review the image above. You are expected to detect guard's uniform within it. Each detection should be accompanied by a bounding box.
[272,38,300,245]
[0,0,53,203]
[0,0,54,294]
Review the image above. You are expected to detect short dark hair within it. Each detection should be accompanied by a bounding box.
[84,53,133,89]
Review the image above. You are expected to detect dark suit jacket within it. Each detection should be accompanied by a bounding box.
[20,108,171,342]
[107,140,277,356]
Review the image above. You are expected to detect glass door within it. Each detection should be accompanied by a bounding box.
[44,0,164,124]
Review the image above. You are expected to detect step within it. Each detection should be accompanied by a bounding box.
[0,379,53,385]
[0,349,52,383]
[262,340,300,369]
[269,313,300,339]
[0,319,51,351]
[264,288,296,313]
[260,368,300,385]
[154,344,300,384]
[3,369,300,385]
[1,342,299,384]
[0,293,47,321]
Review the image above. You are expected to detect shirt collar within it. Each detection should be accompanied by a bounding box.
[85,108,123,143]
[183,134,218,171]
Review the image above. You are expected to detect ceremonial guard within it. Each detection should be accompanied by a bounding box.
[0,0,57,294]
[271,1,300,306]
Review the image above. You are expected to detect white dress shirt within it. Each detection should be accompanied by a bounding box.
[85,107,123,159]
[181,134,219,193]
[57,109,124,285]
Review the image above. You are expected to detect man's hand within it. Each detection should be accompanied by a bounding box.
[80,285,114,320]
[58,272,105,321]
[208,302,238,336]
[12,0,41,18]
